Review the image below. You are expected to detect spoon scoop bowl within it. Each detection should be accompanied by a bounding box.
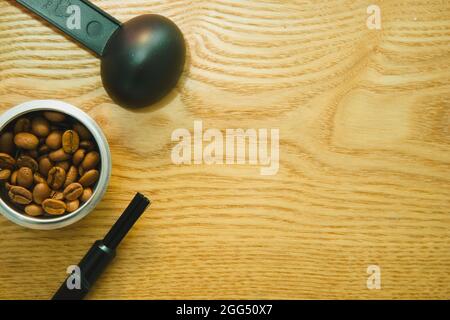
[101,15,186,108]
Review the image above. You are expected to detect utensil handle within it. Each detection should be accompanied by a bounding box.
[16,0,121,56]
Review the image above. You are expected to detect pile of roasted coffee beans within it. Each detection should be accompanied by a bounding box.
[0,111,100,217]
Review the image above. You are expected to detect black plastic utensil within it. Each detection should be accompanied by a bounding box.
[16,0,186,108]
[52,193,151,300]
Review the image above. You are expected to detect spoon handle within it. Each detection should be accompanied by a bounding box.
[16,0,121,56]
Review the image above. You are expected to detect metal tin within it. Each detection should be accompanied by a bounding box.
[0,100,111,230]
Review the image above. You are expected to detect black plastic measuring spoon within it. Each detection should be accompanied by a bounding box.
[16,0,186,108]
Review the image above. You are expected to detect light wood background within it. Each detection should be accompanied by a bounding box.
[0,0,449,300]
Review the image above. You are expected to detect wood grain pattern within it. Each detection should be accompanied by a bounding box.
[0,0,449,299]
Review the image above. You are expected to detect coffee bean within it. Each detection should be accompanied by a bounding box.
[33,172,46,184]
[31,117,50,138]
[79,169,99,187]
[50,190,64,201]
[0,153,15,169]
[10,170,18,185]
[14,132,39,150]
[72,149,86,166]
[42,199,66,215]
[17,167,33,188]
[73,123,91,140]
[47,166,66,190]
[79,140,95,151]
[14,118,31,134]
[62,130,80,154]
[8,186,33,205]
[80,187,93,203]
[66,199,80,213]
[64,165,78,187]
[17,155,38,172]
[78,166,85,176]
[38,144,50,155]
[33,183,51,205]
[49,148,71,162]
[45,131,62,150]
[25,204,44,217]
[63,182,83,201]
[0,132,15,155]
[81,151,100,171]
[55,160,70,172]
[0,169,11,180]
[43,111,66,123]
[39,157,53,177]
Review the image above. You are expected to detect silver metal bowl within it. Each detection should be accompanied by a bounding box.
[0,100,111,229]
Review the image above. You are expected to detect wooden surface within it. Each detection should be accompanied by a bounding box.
[0,0,449,300]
